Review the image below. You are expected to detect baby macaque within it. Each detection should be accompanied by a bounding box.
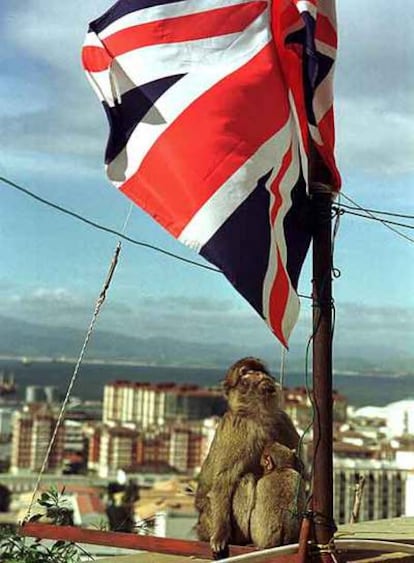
[195,357,300,559]
[249,442,306,548]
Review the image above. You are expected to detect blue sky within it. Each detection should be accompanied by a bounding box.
[0,0,413,365]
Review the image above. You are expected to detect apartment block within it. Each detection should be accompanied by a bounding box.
[284,387,347,428]
[97,420,209,478]
[103,381,226,429]
[10,407,64,474]
[333,460,406,524]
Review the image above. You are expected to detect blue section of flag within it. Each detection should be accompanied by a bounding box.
[103,74,185,163]
[283,171,311,289]
[200,171,272,318]
[89,0,188,34]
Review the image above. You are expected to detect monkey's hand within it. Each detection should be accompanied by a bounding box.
[210,528,230,560]
[208,484,232,559]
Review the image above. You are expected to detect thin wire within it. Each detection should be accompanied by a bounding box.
[340,192,414,244]
[335,206,414,230]
[337,201,414,220]
[331,199,342,279]
[120,202,134,235]
[3,175,413,284]
[0,175,220,273]
[24,242,122,522]
[0,175,316,299]
[279,346,286,388]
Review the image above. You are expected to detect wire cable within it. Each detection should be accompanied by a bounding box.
[337,201,414,220]
[334,206,414,230]
[340,192,414,244]
[0,175,220,273]
[0,175,317,301]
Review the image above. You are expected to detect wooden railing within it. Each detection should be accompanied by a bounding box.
[20,522,303,562]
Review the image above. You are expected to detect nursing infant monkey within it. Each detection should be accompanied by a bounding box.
[196,357,305,559]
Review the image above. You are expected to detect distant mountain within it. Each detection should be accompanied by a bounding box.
[0,315,412,374]
[0,314,259,368]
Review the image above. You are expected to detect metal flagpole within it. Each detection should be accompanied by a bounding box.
[309,147,338,562]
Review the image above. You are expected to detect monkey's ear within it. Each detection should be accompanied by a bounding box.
[220,379,229,396]
[223,364,241,395]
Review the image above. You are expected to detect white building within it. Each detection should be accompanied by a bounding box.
[394,449,414,517]
[353,400,414,438]
[334,458,407,524]
[103,381,225,430]
[0,408,13,440]
[98,426,137,478]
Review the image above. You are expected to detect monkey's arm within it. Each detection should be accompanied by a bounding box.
[272,410,300,449]
[204,416,261,555]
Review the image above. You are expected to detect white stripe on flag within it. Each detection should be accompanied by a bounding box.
[271,129,301,265]
[295,1,317,18]
[313,64,335,125]
[99,0,267,39]
[261,133,301,342]
[178,119,292,251]
[106,15,271,186]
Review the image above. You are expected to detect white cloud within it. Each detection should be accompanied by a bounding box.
[336,98,414,176]
[334,0,414,178]
[1,1,110,165]
[1,0,413,184]
[4,2,110,73]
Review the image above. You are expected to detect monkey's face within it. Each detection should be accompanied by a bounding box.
[261,442,299,472]
[223,357,270,393]
[224,357,282,414]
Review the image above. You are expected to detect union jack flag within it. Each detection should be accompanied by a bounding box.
[82,0,340,347]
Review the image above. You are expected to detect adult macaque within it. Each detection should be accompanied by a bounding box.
[195,357,300,559]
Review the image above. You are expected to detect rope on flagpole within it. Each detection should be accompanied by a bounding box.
[23,205,133,523]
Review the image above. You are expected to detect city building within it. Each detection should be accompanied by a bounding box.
[0,408,13,441]
[97,422,206,478]
[84,422,102,473]
[99,426,138,478]
[353,400,414,438]
[284,387,347,428]
[25,385,47,404]
[10,406,64,474]
[333,460,407,524]
[103,381,226,429]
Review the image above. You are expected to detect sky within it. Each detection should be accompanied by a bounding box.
[0,0,413,368]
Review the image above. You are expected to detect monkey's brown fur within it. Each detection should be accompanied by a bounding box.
[249,442,306,548]
[195,357,300,557]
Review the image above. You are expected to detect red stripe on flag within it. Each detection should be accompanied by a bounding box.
[272,2,310,157]
[315,14,337,49]
[270,144,293,225]
[103,1,267,56]
[318,106,335,151]
[316,107,341,191]
[120,43,291,237]
[82,45,112,72]
[266,147,293,347]
[268,246,290,348]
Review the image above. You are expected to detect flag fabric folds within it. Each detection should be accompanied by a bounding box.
[82,0,340,347]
